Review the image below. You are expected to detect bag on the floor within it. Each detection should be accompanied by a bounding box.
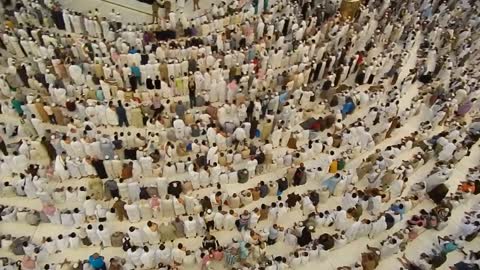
[196,96,205,107]
[111,232,125,247]
[10,236,29,255]
[26,211,40,226]
[255,164,265,175]
[237,169,249,183]
[81,237,92,246]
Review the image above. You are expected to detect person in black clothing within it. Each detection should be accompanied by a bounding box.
[116,101,129,127]
[0,137,8,156]
[246,101,254,122]
[297,226,313,247]
[154,75,162,89]
[188,74,196,108]
[202,232,219,250]
[128,73,137,90]
[167,181,182,197]
[293,163,306,186]
[146,76,154,89]
[250,117,258,139]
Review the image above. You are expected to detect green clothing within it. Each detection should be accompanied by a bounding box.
[11,98,23,115]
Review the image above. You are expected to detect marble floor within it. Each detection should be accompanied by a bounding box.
[58,0,229,24]
[0,1,477,270]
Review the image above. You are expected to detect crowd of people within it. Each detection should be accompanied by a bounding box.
[0,0,480,269]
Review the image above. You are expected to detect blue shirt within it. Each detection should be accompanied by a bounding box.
[131,66,141,78]
[88,256,105,268]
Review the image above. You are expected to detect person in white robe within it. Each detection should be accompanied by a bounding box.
[68,64,85,85]
[369,216,387,239]
[128,226,145,247]
[97,224,112,247]
[140,246,156,269]
[66,157,82,179]
[143,221,159,245]
[161,195,175,218]
[127,181,140,201]
[438,139,457,162]
[139,154,153,177]
[124,201,141,223]
[184,216,197,238]
[173,196,186,216]
[127,246,143,268]
[172,244,186,265]
[86,224,101,246]
[54,152,70,181]
[334,208,349,232]
[156,245,172,266]
[173,116,186,139]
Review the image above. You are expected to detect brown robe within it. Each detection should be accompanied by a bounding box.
[34,102,49,122]
[159,63,168,81]
[112,199,128,221]
[52,106,66,125]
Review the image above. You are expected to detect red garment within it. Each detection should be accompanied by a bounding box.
[357,54,364,66]
[213,250,224,261]
[21,256,36,270]
[42,204,57,216]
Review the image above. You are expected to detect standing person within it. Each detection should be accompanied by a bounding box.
[188,75,196,108]
[116,101,129,127]
[88,253,106,270]
[152,0,159,23]
[193,0,200,11]
[0,135,7,155]
[177,0,185,11]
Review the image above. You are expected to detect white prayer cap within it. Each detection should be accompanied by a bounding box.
[105,155,110,159]
[51,135,55,140]
[207,209,212,214]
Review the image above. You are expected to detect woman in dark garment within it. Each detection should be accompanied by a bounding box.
[246,101,255,122]
[249,117,259,139]
[297,226,313,247]
[41,136,57,161]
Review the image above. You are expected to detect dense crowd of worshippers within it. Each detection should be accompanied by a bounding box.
[0,0,480,269]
